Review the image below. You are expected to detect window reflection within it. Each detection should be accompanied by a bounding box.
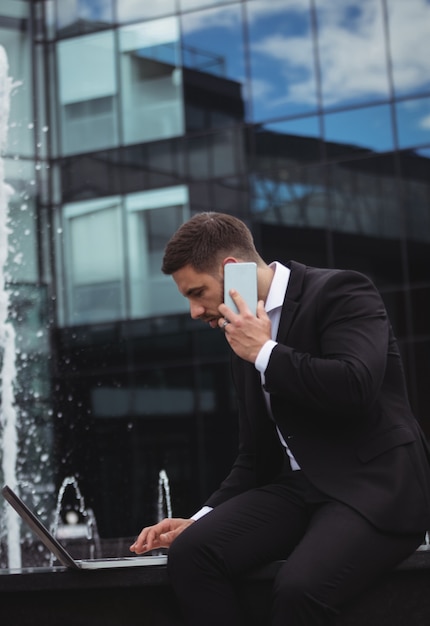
[259,220,329,269]
[59,197,125,325]
[252,118,322,168]
[117,0,176,23]
[386,0,430,98]
[396,97,430,150]
[315,0,390,108]
[180,4,245,84]
[401,156,430,244]
[119,18,184,144]
[57,187,189,325]
[415,147,430,159]
[246,0,317,122]
[56,0,113,36]
[57,31,118,155]
[324,105,394,155]
[179,0,232,11]
[250,166,327,229]
[126,186,189,318]
[91,383,204,417]
[183,68,245,132]
[332,233,403,288]
[327,156,402,239]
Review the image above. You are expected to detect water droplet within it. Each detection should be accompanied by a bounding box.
[28,122,34,129]
[42,126,49,132]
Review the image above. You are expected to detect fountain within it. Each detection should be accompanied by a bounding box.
[0,46,172,570]
[0,45,21,569]
[157,468,172,522]
[48,475,100,566]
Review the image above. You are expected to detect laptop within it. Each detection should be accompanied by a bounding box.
[2,484,167,570]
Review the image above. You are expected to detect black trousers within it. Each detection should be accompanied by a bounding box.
[167,469,424,626]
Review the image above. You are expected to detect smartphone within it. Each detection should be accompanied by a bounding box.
[224,262,257,315]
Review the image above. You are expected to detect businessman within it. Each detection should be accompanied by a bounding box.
[131,212,430,626]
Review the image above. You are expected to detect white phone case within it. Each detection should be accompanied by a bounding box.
[224,262,257,315]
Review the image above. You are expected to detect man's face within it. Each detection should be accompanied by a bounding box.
[172,264,224,328]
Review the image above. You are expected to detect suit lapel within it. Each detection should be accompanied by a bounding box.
[276,260,306,343]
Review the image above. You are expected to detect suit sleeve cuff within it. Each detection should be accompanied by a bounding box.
[255,340,278,376]
[191,506,213,521]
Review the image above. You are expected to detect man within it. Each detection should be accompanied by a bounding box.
[130,212,430,626]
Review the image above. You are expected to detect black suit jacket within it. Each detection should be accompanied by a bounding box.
[206,261,430,533]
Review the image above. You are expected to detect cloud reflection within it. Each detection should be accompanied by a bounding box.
[249,0,430,109]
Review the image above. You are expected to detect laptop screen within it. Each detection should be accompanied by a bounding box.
[2,484,79,569]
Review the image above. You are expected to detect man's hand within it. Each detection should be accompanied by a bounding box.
[130,518,194,554]
[218,291,271,362]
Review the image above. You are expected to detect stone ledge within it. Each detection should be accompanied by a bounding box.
[0,548,429,626]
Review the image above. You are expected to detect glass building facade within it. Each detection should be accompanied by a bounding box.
[1,0,430,538]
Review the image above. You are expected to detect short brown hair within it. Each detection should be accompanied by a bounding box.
[162,212,261,275]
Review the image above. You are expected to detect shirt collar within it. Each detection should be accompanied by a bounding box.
[265,262,291,314]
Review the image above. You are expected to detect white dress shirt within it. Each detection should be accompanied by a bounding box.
[191,262,299,522]
[254,262,300,471]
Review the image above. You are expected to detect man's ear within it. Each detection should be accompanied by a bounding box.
[222,257,238,267]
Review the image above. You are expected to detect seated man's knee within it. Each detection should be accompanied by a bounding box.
[167,522,206,579]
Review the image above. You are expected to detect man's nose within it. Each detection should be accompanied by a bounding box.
[190,302,204,319]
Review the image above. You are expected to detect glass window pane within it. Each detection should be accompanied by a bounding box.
[119,17,184,145]
[57,31,118,155]
[181,4,245,84]
[246,0,317,122]
[401,155,430,245]
[179,0,232,10]
[183,66,245,132]
[250,165,328,230]
[126,186,189,318]
[211,128,245,178]
[387,0,430,98]
[258,219,330,268]
[60,197,125,324]
[396,97,430,150]
[61,150,122,202]
[327,156,403,239]
[324,105,394,156]
[252,117,322,169]
[56,0,114,36]
[315,0,390,108]
[117,0,176,23]
[332,233,403,288]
